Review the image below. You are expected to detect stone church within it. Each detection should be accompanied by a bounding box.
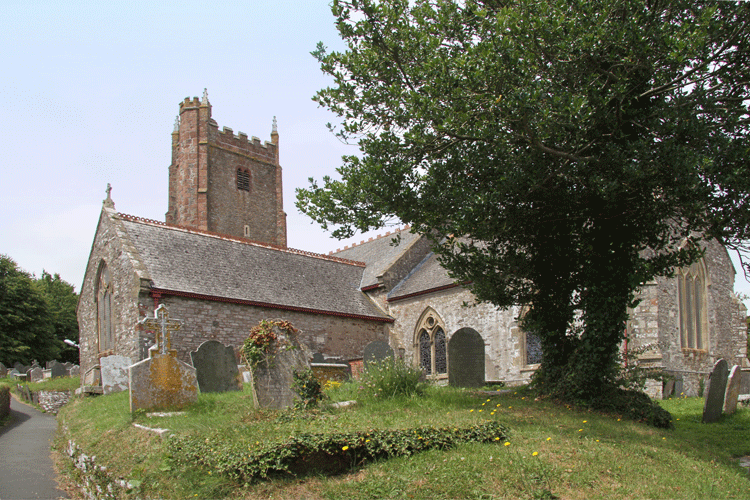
[78,92,748,397]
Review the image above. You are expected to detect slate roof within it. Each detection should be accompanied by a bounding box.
[331,228,423,289]
[116,214,391,321]
[387,251,457,301]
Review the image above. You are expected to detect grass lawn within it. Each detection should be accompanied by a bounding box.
[55,383,750,499]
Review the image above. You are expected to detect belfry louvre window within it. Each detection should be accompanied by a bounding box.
[415,308,447,376]
[237,168,250,191]
[678,259,708,350]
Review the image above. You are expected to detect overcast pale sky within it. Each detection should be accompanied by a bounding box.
[2,0,748,307]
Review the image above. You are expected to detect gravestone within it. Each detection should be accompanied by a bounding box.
[48,360,67,378]
[129,304,198,412]
[0,362,6,377]
[251,321,312,409]
[723,365,742,415]
[363,341,394,369]
[663,379,675,399]
[27,367,44,383]
[69,365,80,378]
[448,328,486,388]
[190,340,242,393]
[13,362,26,374]
[311,352,326,363]
[101,355,133,395]
[702,358,729,423]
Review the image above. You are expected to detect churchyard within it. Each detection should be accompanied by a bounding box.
[53,379,750,499]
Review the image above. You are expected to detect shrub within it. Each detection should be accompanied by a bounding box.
[361,358,424,399]
[589,387,674,429]
[292,369,324,409]
[241,319,298,368]
[167,421,509,482]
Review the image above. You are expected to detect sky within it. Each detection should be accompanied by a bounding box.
[1,0,749,306]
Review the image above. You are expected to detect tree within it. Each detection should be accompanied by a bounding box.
[297,0,750,401]
[0,256,61,365]
[34,271,79,364]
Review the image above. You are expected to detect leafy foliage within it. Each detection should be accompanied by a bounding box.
[297,0,750,401]
[0,255,68,365]
[240,319,298,368]
[292,369,324,409]
[34,270,79,363]
[166,421,509,482]
[360,358,425,399]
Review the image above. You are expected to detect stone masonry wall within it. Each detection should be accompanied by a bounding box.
[387,287,522,383]
[77,210,149,382]
[136,294,389,366]
[166,95,286,247]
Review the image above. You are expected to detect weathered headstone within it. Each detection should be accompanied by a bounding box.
[363,341,394,369]
[251,321,311,409]
[190,340,242,393]
[27,367,44,383]
[663,379,675,399]
[0,362,7,378]
[448,328,486,388]
[702,358,729,423]
[101,355,133,395]
[723,365,742,415]
[311,352,326,363]
[69,365,80,378]
[48,360,67,378]
[129,305,198,412]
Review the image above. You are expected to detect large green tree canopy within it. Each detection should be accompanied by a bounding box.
[297,0,750,399]
[0,255,79,366]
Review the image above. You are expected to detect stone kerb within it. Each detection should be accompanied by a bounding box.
[190,340,242,393]
[702,358,729,423]
[250,322,311,409]
[129,305,198,412]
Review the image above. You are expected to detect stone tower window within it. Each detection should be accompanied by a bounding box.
[678,258,709,351]
[237,168,250,191]
[415,308,447,377]
[96,262,114,352]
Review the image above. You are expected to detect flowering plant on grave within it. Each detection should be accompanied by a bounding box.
[241,319,299,368]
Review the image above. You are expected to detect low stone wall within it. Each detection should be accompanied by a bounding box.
[63,439,135,499]
[38,391,73,414]
[0,386,10,420]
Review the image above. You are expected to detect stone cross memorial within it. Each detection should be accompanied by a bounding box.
[702,358,729,423]
[129,304,198,412]
[190,340,242,393]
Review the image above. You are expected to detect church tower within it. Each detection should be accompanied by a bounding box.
[166,90,287,247]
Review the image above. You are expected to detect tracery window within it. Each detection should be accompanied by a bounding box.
[237,168,250,191]
[525,331,543,365]
[415,308,447,377]
[96,262,114,352]
[678,258,708,350]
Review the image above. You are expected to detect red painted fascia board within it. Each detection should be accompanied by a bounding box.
[150,288,394,323]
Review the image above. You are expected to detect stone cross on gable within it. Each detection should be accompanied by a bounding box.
[139,304,181,355]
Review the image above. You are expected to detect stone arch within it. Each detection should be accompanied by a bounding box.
[448,327,485,387]
[95,260,114,353]
[414,307,447,378]
[677,254,710,351]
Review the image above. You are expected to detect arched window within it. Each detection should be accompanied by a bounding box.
[678,258,709,350]
[525,331,543,365]
[237,168,250,191]
[414,308,447,377]
[96,262,114,352]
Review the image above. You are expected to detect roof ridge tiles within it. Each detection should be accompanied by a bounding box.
[115,212,366,267]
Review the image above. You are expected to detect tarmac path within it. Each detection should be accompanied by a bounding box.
[0,396,68,499]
